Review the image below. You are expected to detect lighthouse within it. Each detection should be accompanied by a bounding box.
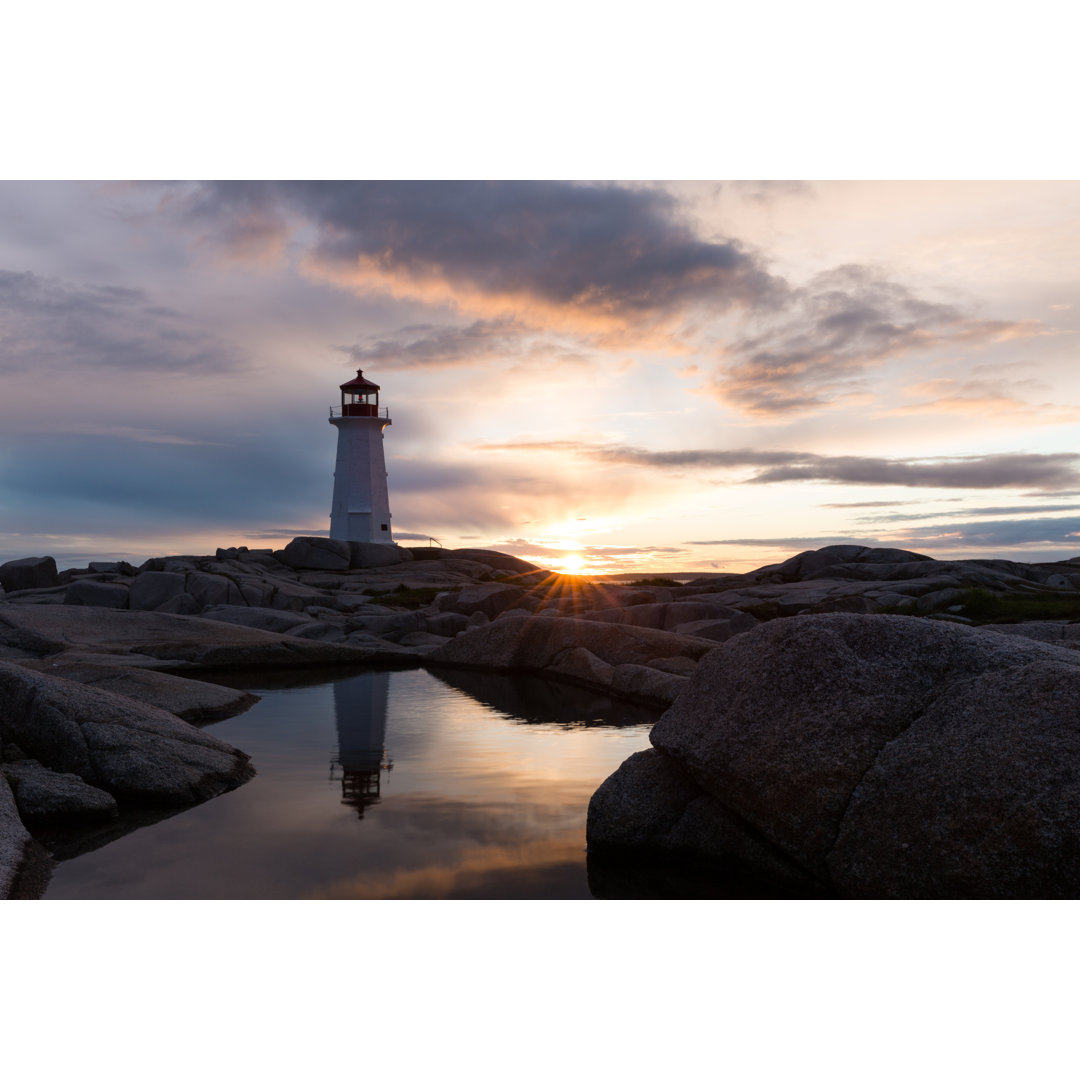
[328,368,394,543]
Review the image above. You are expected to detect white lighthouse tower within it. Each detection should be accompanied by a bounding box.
[328,368,394,543]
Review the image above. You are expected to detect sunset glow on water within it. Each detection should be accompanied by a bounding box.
[43,669,659,900]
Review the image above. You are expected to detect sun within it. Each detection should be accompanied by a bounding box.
[558,553,587,574]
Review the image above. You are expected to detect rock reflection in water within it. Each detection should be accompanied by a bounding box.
[428,667,659,729]
[331,672,392,817]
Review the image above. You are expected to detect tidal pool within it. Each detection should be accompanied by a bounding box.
[42,667,662,900]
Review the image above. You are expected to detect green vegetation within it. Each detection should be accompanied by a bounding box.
[740,600,782,621]
[628,577,683,588]
[949,587,1080,624]
[362,585,449,609]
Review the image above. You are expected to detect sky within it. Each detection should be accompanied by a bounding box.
[1,179,1079,574]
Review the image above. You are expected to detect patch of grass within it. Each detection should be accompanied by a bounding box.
[740,600,782,621]
[362,585,448,609]
[627,577,682,588]
[876,600,918,616]
[951,587,1080,624]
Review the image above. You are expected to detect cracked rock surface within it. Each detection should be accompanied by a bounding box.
[589,613,1080,898]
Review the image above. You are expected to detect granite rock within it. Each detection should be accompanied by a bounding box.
[347,542,412,569]
[589,613,1080,897]
[64,580,130,608]
[0,556,59,594]
[0,605,387,671]
[0,770,38,897]
[277,536,352,571]
[0,660,255,806]
[428,615,717,704]
[128,571,188,611]
[2,759,119,822]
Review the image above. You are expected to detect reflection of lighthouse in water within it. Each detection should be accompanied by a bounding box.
[330,673,392,817]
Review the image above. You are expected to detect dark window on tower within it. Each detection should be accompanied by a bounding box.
[381,524,388,531]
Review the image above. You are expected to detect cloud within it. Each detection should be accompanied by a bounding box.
[495,539,685,559]
[337,317,594,373]
[891,517,1080,549]
[0,268,246,376]
[854,502,1080,525]
[687,536,879,547]
[0,432,327,534]
[340,318,523,369]
[387,457,649,538]
[887,376,1080,422]
[154,183,1047,408]
[709,264,1044,415]
[687,518,1080,552]
[819,500,914,509]
[49,424,227,446]
[685,518,1080,553]
[474,439,817,470]
[733,180,815,203]
[157,180,290,263]
[475,439,1080,491]
[161,181,785,340]
[748,452,1080,491]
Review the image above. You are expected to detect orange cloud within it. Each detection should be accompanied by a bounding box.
[302,249,723,348]
[888,377,1080,423]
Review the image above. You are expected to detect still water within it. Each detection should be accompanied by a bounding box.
[43,667,661,900]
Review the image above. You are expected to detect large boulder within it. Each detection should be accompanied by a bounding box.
[348,542,411,569]
[771,545,931,582]
[0,661,255,806]
[407,548,539,574]
[185,571,244,609]
[277,537,352,571]
[276,537,410,571]
[64,580,129,608]
[128,571,188,611]
[440,582,529,619]
[428,616,717,705]
[588,613,1080,898]
[0,556,58,594]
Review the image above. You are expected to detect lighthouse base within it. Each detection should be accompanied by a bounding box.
[330,511,395,544]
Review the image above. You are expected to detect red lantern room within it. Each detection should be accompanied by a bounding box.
[339,369,381,417]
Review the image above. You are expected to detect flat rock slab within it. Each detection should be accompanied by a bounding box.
[14,660,260,723]
[0,605,396,671]
[589,613,1080,898]
[0,660,255,809]
[2,759,119,823]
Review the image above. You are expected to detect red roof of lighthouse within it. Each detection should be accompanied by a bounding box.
[340,369,380,392]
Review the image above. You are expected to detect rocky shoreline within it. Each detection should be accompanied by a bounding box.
[5,536,1080,898]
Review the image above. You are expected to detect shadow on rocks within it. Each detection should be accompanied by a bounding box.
[586,849,833,899]
[29,802,201,866]
[429,667,663,729]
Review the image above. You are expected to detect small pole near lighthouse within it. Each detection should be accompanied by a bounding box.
[328,368,394,543]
